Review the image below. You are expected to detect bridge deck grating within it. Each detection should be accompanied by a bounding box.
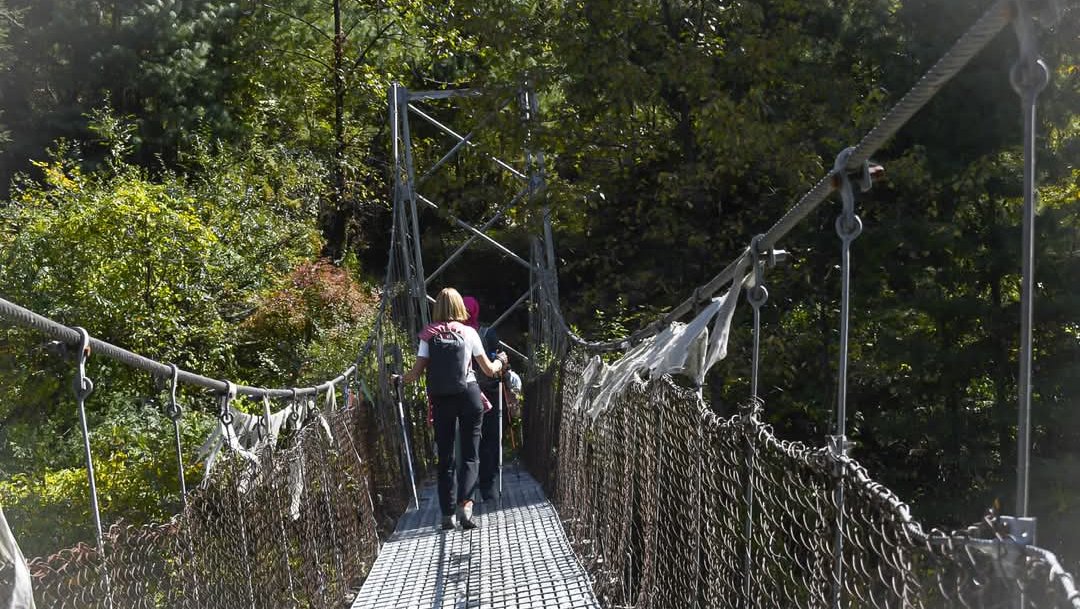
[350,464,600,609]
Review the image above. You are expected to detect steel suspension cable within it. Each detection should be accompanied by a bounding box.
[0,292,365,398]
[541,0,1016,353]
[1010,0,1050,525]
[71,326,114,608]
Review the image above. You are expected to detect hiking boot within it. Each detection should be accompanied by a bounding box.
[440,514,457,530]
[457,501,478,530]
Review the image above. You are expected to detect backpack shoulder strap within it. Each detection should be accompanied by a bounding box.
[420,322,449,341]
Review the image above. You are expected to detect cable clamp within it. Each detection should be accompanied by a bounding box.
[835,214,864,242]
[832,148,872,217]
[166,364,182,421]
[286,388,300,430]
[999,515,1037,545]
[219,381,236,426]
[987,514,1037,580]
[827,434,853,458]
[72,327,94,400]
[747,235,770,308]
[258,395,273,441]
[1010,0,1052,98]
[1010,58,1050,99]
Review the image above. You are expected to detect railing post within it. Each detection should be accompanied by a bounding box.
[1009,2,1053,605]
[72,327,113,608]
[398,85,430,330]
[389,83,418,339]
[741,235,770,607]
[830,147,868,609]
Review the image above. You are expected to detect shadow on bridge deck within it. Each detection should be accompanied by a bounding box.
[350,464,600,609]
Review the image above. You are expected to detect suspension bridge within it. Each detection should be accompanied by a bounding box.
[2,0,1079,607]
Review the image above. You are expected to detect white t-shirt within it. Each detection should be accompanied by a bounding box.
[418,324,486,384]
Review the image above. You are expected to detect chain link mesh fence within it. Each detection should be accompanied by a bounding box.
[524,349,1080,609]
[27,389,433,609]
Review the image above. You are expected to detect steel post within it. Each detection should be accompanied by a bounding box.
[399,86,430,328]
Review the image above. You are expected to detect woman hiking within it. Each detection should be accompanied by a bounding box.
[398,287,508,530]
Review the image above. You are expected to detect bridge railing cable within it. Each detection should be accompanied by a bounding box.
[6,125,431,606]
[0,293,376,399]
[540,0,1016,353]
[15,287,430,609]
[519,2,1080,607]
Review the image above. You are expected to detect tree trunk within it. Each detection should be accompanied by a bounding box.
[324,0,348,259]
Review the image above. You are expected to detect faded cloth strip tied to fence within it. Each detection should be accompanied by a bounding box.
[25,398,430,609]
[523,351,1080,609]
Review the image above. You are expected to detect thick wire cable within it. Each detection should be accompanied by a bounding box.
[542,0,1015,353]
[0,292,368,398]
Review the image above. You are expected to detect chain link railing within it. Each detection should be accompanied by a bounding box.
[25,379,434,609]
[524,351,1080,609]
[8,103,437,607]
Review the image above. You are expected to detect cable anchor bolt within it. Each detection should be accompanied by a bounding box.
[988,514,1037,580]
[827,434,854,458]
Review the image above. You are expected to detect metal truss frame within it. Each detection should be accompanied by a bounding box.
[388,82,557,365]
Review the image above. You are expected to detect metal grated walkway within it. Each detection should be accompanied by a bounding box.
[350,464,601,609]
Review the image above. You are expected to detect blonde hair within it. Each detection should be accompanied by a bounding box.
[432,287,468,322]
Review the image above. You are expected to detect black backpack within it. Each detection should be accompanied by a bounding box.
[426,323,470,396]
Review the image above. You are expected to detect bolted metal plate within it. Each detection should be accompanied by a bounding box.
[351,464,600,609]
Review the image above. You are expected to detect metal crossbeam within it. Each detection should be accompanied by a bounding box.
[487,285,533,332]
[425,185,530,286]
[417,99,514,189]
[416,194,531,269]
[407,88,482,101]
[408,103,527,180]
[390,83,550,364]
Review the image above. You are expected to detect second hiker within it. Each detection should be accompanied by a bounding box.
[463,295,513,501]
